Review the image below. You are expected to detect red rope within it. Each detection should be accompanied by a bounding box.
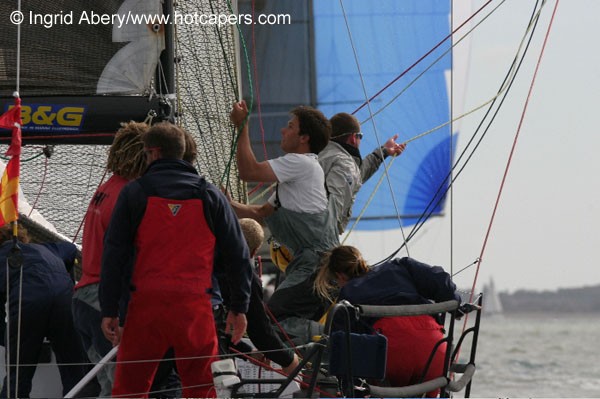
[246,181,265,197]
[469,0,561,305]
[352,0,494,115]
[263,305,304,359]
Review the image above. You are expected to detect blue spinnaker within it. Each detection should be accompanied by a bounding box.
[313,0,456,230]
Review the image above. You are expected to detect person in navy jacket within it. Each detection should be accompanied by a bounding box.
[99,122,253,398]
[314,245,460,397]
[0,226,90,398]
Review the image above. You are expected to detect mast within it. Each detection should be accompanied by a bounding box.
[307,0,317,108]
[158,0,176,121]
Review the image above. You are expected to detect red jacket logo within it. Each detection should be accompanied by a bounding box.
[167,204,182,216]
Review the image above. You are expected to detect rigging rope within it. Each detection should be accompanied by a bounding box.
[250,0,269,162]
[351,0,494,116]
[469,0,559,305]
[339,0,512,255]
[4,259,12,395]
[220,0,255,191]
[343,19,526,245]
[15,261,24,397]
[361,0,506,127]
[27,156,48,218]
[338,0,409,254]
[371,0,548,266]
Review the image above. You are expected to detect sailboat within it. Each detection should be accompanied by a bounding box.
[0,0,560,396]
[237,0,558,396]
[482,278,504,316]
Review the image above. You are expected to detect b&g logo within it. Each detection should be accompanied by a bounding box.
[9,104,86,131]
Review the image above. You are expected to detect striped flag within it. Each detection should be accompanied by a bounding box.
[0,157,20,226]
[0,97,22,226]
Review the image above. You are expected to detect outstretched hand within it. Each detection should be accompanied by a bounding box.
[230,100,249,127]
[383,134,407,157]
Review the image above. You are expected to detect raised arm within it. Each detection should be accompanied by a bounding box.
[229,200,274,224]
[230,101,277,182]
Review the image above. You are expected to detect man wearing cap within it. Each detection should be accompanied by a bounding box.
[319,112,406,234]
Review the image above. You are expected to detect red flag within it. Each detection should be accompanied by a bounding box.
[0,97,22,226]
[0,97,22,156]
[0,157,20,226]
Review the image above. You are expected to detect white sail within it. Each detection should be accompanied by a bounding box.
[483,278,503,315]
[96,0,165,94]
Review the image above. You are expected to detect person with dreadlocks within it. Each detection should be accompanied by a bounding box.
[72,121,149,397]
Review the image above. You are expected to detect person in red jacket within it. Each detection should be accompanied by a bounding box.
[99,122,253,398]
[71,121,148,397]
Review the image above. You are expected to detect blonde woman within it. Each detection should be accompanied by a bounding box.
[314,245,460,397]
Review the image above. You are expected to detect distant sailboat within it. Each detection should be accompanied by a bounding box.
[483,278,503,315]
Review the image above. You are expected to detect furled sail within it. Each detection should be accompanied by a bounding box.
[0,0,244,244]
[97,0,165,94]
[0,0,162,143]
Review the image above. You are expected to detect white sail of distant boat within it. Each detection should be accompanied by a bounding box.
[483,278,503,315]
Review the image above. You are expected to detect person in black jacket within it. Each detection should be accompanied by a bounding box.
[0,226,90,398]
[314,245,460,397]
[216,218,300,374]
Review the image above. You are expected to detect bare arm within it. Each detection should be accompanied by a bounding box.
[361,135,407,183]
[229,200,275,224]
[230,101,278,182]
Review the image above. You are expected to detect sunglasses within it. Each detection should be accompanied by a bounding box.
[338,132,363,139]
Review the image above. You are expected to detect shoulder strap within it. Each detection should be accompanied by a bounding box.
[274,183,282,209]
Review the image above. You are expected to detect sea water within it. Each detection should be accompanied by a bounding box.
[457,312,600,398]
[2,313,599,397]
